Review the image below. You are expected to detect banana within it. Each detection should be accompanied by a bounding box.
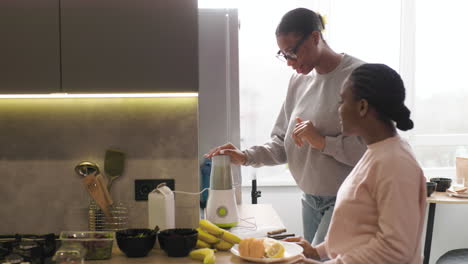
[214,239,234,251]
[221,230,241,244]
[189,248,216,264]
[189,248,212,260]
[196,239,211,249]
[199,219,242,244]
[197,228,220,244]
[199,219,224,236]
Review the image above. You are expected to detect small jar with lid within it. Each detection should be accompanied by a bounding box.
[52,244,86,264]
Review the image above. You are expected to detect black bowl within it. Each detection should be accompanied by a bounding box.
[430,178,452,192]
[426,182,437,197]
[116,228,157,258]
[158,228,198,257]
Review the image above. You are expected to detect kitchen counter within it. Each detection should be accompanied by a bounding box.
[91,204,302,263]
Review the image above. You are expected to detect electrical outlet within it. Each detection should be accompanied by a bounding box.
[134,179,175,201]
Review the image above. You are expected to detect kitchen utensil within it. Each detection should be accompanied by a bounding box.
[267,233,295,240]
[75,161,100,177]
[88,201,128,231]
[96,174,113,206]
[430,177,452,192]
[158,228,198,257]
[447,192,468,198]
[75,161,113,216]
[82,171,112,218]
[116,228,158,258]
[267,228,287,236]
[104,149,125,191]
[52,243,86,263]
[426,182,437,197]
[265,228,293,240]
[230,241,303,263]
[206,154,239,228]
[59,231,114,260]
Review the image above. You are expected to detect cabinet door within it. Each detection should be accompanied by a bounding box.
[0,0,60,94]
[60,0,198,93]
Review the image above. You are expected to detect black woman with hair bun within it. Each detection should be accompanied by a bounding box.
[287,63,426,264]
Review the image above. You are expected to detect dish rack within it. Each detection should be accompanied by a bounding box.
[88,201,128,231]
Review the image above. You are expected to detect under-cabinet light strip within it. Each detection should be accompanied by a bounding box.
[0,93,198,99]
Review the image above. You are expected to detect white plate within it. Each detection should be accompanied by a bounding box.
[448,192,468,198]
[230,241,303,263]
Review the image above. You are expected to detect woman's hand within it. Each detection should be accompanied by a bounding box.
[203,143,247,165]
[292,117,325,150]
[284,237,321,260]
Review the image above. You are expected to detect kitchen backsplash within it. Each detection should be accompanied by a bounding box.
[0,97,199,234]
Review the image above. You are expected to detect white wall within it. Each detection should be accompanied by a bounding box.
[0,97,199,233]
[242,186,468,264]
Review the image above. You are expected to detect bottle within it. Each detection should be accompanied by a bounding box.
[148,183,175,231]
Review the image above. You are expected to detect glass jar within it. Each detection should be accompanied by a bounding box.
[52,244,86,264]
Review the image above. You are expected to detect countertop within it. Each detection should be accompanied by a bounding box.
[427,191,468,204]
[90,204,302,264]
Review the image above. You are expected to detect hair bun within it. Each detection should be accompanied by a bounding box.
[396,118,414,131]
[394,106,414,131]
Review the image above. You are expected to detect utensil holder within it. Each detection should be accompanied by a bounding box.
[88,201,128,231]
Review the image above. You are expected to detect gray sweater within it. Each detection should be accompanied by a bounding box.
[244,54,367,196]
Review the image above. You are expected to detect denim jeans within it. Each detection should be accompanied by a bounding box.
[302,193,336,245]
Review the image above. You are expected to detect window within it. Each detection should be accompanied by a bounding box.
[410,0,468,177]
[238,0,401,185]
[198,0,468,185]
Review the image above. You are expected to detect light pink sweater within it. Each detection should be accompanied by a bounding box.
[315,136,426,264]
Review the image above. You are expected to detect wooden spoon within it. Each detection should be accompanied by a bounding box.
[82,171,112,217]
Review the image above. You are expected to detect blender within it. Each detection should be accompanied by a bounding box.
[206,154,239,228]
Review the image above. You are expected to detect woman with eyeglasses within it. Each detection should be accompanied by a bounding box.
[205,8,366,244]
[287,63,426,264]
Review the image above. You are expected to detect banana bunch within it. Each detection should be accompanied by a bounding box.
[195,219,241,251]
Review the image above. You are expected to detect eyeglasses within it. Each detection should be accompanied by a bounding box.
[276,34,309,62]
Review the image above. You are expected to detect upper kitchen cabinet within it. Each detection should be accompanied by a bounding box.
[0,0,61,94]
[60,0,198,93]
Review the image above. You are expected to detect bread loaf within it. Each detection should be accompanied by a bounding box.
[249,239,265,258]
[238,237,253,257]
[238,238,265,258]
[238,237,285,259]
